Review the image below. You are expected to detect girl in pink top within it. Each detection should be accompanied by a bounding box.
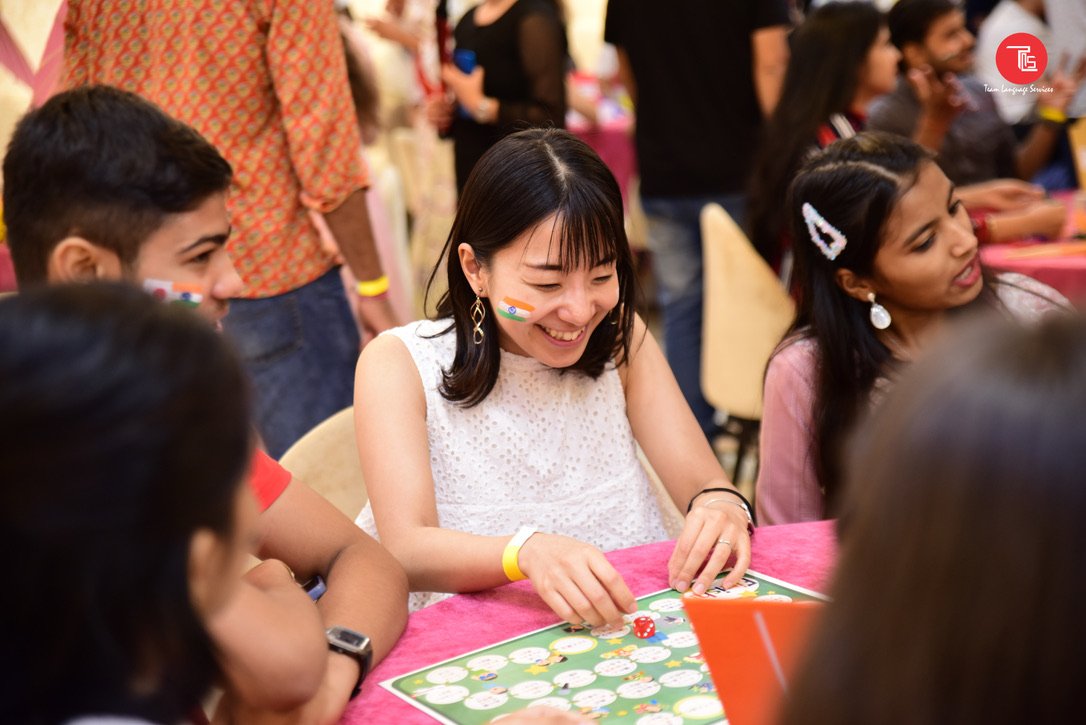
[756,132,1069,524]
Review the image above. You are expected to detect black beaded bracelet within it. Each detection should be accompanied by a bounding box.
[686,486,758,526]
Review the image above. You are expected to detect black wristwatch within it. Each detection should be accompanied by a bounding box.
[326,626,373,699]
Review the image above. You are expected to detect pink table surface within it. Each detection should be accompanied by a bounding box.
[0,245,15,293]
[569,115,636,208]
[343,520,836,724]
[981,242,1086,303]
[980,191,1086,303]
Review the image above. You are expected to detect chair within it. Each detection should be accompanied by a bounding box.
[279,406,367,520]
[700,203,795,483]
[637,445,685,539]
[1070,117,1086,191]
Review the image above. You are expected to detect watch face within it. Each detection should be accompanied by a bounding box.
[337,629,367,648]
[329,626,371,653]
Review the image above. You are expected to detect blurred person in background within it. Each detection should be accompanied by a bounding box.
[427,0,567,194]
[604,0,790,440]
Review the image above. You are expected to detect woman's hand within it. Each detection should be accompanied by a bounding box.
[518,533,637,627]
[958,179,1045,212]
[441,63,486,111]
[668,496,752,595]
[425,92,455,133]
[1021,199,1069,239]
[1037,53,1086,115]
[909,65,969,122]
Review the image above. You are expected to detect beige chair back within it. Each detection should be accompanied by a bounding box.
[279,406,367,520]
[700,203,795,421]
[1070,118,1086,191]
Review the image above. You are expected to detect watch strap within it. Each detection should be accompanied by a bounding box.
[326,627,372,699]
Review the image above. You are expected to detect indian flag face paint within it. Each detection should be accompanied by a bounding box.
[143,278,204,309]
[496,296,534,322]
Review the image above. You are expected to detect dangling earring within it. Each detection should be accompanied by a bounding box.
[868,292,891,330]
[470,293,486,345]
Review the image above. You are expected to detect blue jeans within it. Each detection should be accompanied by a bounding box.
[222,267,360,458]
[641,193,747,440]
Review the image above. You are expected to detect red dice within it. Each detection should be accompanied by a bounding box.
[633,616,655,639]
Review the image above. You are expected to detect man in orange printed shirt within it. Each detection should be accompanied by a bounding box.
[64,0,398,457]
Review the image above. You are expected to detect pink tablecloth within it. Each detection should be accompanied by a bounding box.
[569,116,636,208]
[980,192,1086,303]
[343,520,836,724]
[981,242,1086,303]
[0,245,16,293]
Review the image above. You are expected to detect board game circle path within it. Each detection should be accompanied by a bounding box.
[345,520,836,724]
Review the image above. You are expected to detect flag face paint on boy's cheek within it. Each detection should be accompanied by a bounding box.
[143,278,204,309]
[496,296,534,322]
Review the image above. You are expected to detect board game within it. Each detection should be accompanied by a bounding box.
[382,570,827,724]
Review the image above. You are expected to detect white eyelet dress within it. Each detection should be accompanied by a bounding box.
[355,319,672,610]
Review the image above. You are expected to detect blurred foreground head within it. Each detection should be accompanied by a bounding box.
[782,312,1086,724]
[0,282,253,724]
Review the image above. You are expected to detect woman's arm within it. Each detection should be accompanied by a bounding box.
[498,8,567,126]
[754,341,825,525]
[620,316,752,594]
[355,333,635,626]
[212,479,411,722]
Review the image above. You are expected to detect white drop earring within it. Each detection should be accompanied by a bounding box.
[868,292,891,330]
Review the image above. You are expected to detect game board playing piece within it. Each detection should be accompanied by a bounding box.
[633,616,656,638]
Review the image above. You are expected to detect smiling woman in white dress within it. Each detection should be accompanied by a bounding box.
[354,128,755,621]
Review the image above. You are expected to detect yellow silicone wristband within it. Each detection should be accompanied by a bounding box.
[1038,106,1068,125]
[355,275,390,297]
[501,526,537,581]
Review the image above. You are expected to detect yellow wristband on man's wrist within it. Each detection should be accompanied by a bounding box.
[502,526,537,581]
[355,275,389,298]
[1038,105,1068,125]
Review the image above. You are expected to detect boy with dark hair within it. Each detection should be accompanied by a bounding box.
[4,85,234,286]
[3,85,408,722]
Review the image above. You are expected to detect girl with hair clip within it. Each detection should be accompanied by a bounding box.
[781,313,1086,724]
[354,128,753,622]
[0,283,259,724]
[755,131,1070,525]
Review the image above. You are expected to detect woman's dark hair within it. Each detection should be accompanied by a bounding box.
[782,313,1086,724]
[0,283,252,724]
[748,1,884,265]
[427,127,636,407]
[784,131,996,508]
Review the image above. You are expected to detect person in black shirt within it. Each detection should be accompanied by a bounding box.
[605,0,791,439]
[428,0,567,194]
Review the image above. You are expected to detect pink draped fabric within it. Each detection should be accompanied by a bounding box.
[0,245,15,293]
[0,1,66,107]
[344,520,836,724]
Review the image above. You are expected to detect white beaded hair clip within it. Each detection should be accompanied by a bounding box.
[802,202,847,261]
